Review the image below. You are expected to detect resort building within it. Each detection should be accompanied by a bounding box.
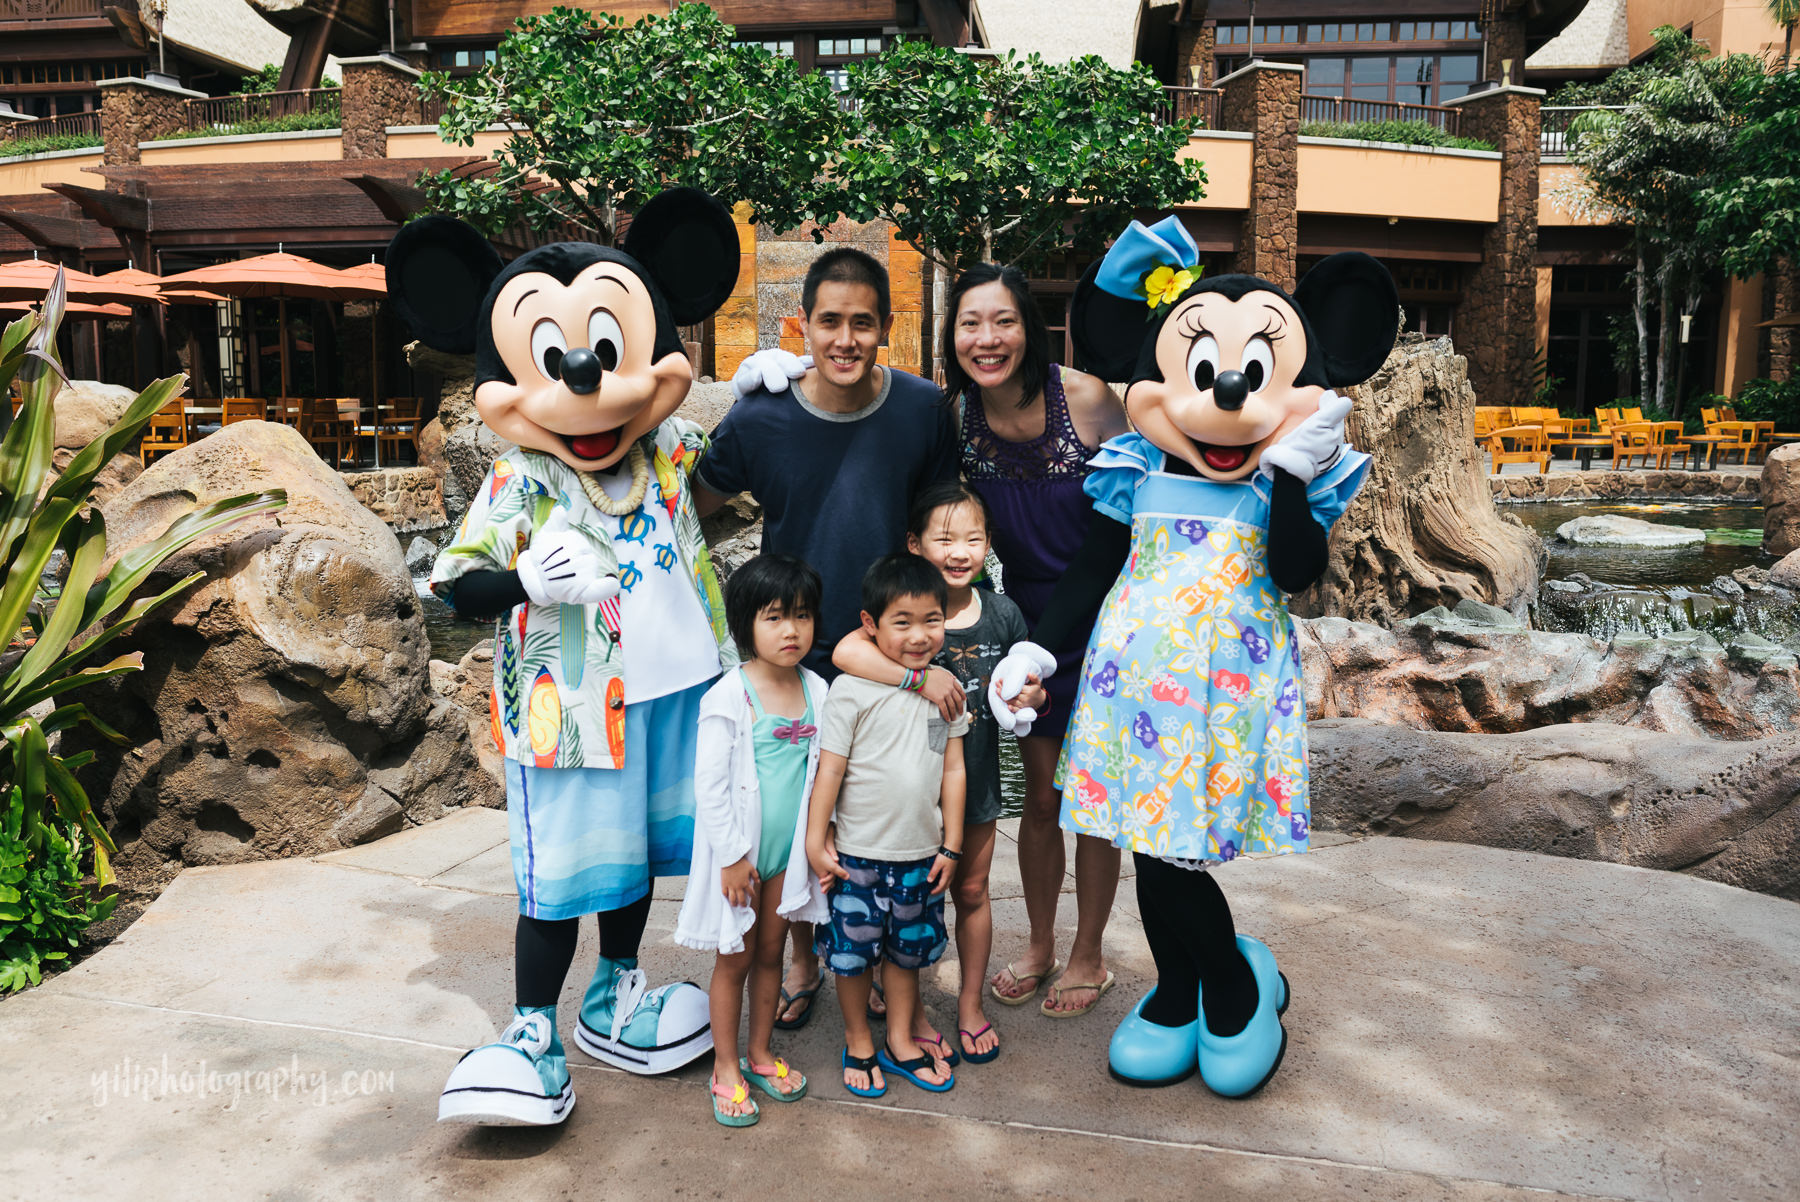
[0,0,1792,412]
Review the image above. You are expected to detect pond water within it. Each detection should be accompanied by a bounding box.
[1512,501,1772,586]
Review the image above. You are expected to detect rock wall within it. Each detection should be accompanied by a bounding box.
[1491,471,1760,503]
[343,466,446,534]
[65,421,499,874]
[1298,603,1800,740]
[100,81,190,168]
[1763,443,1800,557]
[1453,86,1540,409]
[1292,336,1545,623]
[339,58,420,161]
[1311,718,1800,900]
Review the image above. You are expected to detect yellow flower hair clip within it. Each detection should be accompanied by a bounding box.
[1142,264,1200,312]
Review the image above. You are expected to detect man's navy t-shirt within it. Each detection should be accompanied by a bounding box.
[697,367,958,679]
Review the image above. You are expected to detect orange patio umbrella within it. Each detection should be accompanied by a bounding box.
[0,298,133,318]
[0,258,165,306]
[98,266,227,305]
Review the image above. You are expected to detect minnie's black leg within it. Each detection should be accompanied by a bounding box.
[1134,854,1258,1036]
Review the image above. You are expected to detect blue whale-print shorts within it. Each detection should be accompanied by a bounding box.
[815,853,948,976]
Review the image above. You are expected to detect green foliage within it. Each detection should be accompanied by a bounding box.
[155,110,342,141]
[0,133,103,159]
[1694,64,1800,280]
[419,3,843,241]
[1736,377,1800,430]
[0,276,288,993]
[240,64,338,92]
[1298,118,1494,153]
[0,786,113,992]
[836,40,1206,272]
[1548,29,1709,106]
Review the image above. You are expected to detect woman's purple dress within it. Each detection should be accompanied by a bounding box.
[961,363,1100,741]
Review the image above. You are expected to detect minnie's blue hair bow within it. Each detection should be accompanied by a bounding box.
[1094,216,1203,311]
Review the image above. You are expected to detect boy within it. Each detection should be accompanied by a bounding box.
[696,246,960,1027]
[807,553,969,1095]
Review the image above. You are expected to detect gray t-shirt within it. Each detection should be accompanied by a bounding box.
[818,674,971,862]
[936,590,1030,826]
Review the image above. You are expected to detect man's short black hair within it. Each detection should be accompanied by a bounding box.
[861,552,948,622]
[802,247,891,322]
[724,553,822,660]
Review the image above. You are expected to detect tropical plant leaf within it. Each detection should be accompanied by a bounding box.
[41,375,187,511]
[83,490,286,633]
[47,573,203,680]
[6,509,105,701]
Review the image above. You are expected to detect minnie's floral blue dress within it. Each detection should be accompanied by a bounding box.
[1056,433,1369,864]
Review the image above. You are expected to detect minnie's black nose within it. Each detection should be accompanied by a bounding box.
[1213,369,1249,411]
[560,347,603,394]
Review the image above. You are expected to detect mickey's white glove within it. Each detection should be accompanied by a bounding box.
[1257,391,1353,485]
[730,348,811,401]
[515,510,620,607]
[988,641,1058,738]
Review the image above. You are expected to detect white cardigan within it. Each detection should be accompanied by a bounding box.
[674,666,831,954]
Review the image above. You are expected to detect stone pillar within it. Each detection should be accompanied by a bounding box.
[1218,61,1302,292]
[337,56,423,161]
[1482,13,1529,87]
[714,202,759,382]
[1447,85,1544,409]
[1767,259,1798,383]
[1176,10,1218,87]
[97,77,203,170]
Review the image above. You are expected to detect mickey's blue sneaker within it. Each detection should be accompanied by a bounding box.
[573,956,712,1076]
[438,1005,574,1125]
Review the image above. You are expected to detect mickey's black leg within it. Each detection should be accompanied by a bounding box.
[515,914,580,1009]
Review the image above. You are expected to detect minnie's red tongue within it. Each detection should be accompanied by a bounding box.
[1201,445,1249,472]
[567,429,620,461]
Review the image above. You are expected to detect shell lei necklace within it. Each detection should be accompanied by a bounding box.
[577,441,650,516]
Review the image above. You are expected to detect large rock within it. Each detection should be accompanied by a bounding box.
[1291,335,1545,622]
[48,378,142,504]
[64,420,501,874]
[428,640,505,786]
[1297,605,1800,740]
[1310,718,1800,899]
[1771,548,1800,590]
[1765,442,1800,557]
[405,341,512,533]
[1554,514,1704,547]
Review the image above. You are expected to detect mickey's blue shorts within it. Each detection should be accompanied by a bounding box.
[815,853,948,976]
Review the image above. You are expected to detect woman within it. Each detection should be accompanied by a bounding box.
[948,263,1129,1018]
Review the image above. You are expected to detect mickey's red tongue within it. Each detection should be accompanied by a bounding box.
[1201,445,1249,472]
[568,429,620,461]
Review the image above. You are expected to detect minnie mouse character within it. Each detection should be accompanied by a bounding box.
[990,217,1397,1096]
[390,189,741,1125]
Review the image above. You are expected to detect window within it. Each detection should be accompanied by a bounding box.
[436,47,496,70]
[1216,23,1247,46]
[1395,56,1434,104]
[1436,53,1479,102]
[1307,58,1346,88]
[736,39,795,57]
[1350,56,1389,100]
[820,36,880,55]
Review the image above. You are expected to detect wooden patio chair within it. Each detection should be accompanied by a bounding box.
[1591,407,1622,435]
[1610,422,1658,470]
[139,398,188,466]
[378,396,421,464]
[1711,422,1761,466]
[298,396,354,466]
[222,397,263,426]
[1620,406,1645,423]
[1650,421,1700,469]
[1488,425,1551,474]
[1473,407,1506,439]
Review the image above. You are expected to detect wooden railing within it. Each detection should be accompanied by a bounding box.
[1539,105,1625,157]
[0,0,107,21]
[1152,86,1221,130]
[415,95,449,127]
[0,109,101,141]
[1299,93,1461,135]
[184,88,342,132]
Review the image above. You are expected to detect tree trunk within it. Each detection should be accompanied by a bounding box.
[1656,267,1678,413]
[1290,335,1545,623]
[1634,238,1651,404]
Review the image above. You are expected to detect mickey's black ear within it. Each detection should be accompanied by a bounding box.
[385,215,504,355]
[621,188,740,326]
[1292,252,1399,387]
[1069,260,1154,383]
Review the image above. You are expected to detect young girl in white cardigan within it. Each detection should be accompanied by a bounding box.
[675,553,830,1127]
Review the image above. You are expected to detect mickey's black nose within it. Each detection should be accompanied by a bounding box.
[1213,369,1249,411]
[560,347,603,395]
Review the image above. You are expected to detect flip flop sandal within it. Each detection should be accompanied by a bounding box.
[740,1057,807,1102]
[841,1047,886,1099]
[1040,970,1117,1019]
[876,1046,955,1093]
[865,978,887,1023]
[917,1031,960,1069]
[989,959,1061,1007]
[773,980,822,1031]
[958,1023,1001,1065]
[709,1075,760,1127]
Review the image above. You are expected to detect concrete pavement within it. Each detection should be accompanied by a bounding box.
[3,807,1796,1201]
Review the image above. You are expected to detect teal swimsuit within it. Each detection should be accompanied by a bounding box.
[743,676,814,880]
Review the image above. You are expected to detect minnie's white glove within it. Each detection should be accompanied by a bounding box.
[1257,391,1354,485]
[730,348,812,401]
[988,641,1058,738]
[515,511,620,607]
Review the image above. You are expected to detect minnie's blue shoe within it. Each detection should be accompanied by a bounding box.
[1196,935,1288,1099]
[1108,990,1199,1087]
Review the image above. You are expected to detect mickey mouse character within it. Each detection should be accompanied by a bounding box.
[390,189,740,1125]
[991,216,1397,1097]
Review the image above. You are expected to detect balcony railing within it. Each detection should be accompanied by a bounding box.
[0,0,106,21]
[0,109,101,142]
[414,95,449,127]
[1299,94,1461,135]
[1153,86,1221,130]
[184,88,342,132]
[1540,105,1626,157]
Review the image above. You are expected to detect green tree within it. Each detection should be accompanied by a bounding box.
[834,41,1206,273]
[1771,0,1799,67]
[418,4,842,242]
[1695,63,1800,281]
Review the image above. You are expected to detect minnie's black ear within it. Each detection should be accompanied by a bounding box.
[385,215,504,355]
[1069,260,1155,383]
[1292,251,1399,387]
[621,188,740,326]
